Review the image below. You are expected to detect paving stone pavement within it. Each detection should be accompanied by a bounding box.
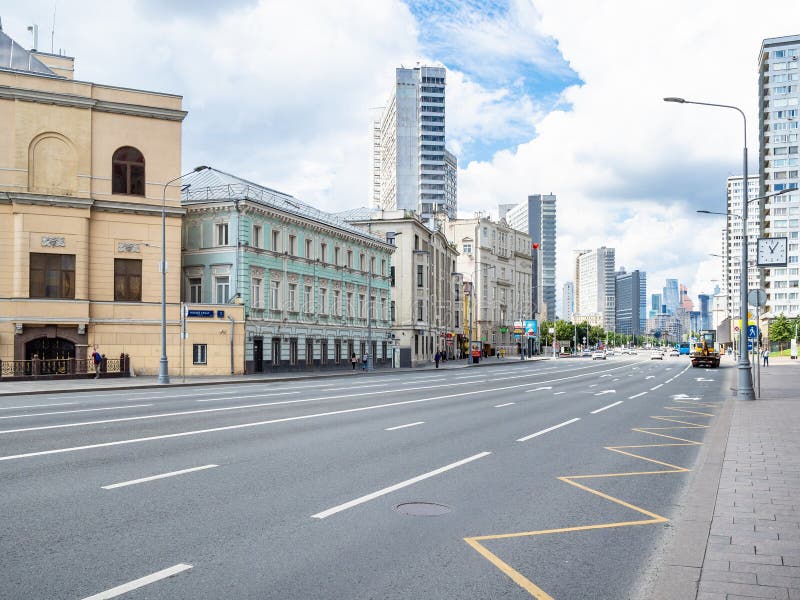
[697,356,800,600]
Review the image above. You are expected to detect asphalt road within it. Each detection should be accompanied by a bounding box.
[0,354,733,600]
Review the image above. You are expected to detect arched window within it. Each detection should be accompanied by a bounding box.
[112,146,145,195]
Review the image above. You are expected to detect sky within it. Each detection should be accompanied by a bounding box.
[4,0,800,315]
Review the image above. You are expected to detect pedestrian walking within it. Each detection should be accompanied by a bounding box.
[91,346,102,379]
[351,352,357,371]
[434,351,441,368]
[362,352,368,371]
[763,348,769,367]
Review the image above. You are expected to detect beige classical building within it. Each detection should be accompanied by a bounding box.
[0,30,243,376]
[342,209,461,367]
[447,215,532,356]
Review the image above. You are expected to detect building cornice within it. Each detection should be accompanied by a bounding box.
[1,191,93,209]
[0,192,184,216]
[93,200,185,217]
[0,85,187,122]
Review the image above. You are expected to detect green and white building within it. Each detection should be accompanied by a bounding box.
[181,169,395,372]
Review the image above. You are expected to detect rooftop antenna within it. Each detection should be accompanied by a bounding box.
[51,1,57,53]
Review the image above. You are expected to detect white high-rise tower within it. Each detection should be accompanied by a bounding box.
[372,66,456,220]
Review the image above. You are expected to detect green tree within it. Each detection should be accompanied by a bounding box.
[769,314,794,343]
[589,325,605,345]
[555,320,576,346]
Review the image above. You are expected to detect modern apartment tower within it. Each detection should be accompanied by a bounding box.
[562,281,574,322]
[759,35,800,318]
[574,247,616,331]
[615,269,646,339]
[504,194,557,321]
[724,175,761,319]
[372,66,456,220]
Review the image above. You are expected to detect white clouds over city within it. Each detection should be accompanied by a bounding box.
[4,0,800,308]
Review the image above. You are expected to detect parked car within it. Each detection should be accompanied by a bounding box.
[650,350,663,360]
[592,351,606,360]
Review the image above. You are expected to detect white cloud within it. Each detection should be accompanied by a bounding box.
[6,0,798,315]
[5,0,421,205]
[458,0,800,310]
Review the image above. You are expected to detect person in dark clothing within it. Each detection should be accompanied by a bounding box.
[434,351,441,368]
[351,352,357,370]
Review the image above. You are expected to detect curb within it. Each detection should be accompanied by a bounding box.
[0,357,549,398]
[642,367,737,600]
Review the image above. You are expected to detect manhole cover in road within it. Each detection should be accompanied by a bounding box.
[394,502,451,516]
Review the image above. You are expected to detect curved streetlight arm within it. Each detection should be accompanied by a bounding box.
[158,165,211,385]
[665,96,753,399]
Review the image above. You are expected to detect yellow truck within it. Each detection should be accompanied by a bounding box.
[691,331,721,368]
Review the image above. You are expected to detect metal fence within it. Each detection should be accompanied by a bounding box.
[0,354,131,380]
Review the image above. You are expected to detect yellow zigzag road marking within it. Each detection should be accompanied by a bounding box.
[464,400,716,600]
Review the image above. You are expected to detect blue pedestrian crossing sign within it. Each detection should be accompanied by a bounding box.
[747,325,758,339]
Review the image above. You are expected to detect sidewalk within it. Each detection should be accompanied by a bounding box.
[652,356,800,599]
[697,356,800,600]
[0,354,548,397]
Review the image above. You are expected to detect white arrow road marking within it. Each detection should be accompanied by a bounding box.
[645,375,655,379]
[594,390,616,396]
[672,394,702,401]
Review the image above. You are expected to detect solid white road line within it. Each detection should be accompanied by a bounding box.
[591,401,623,414]
[493,402,515,408]
[650,384,664,390]
[553,392,566,395]
[384,421,424,431]
[517,418,581,442]
[0,365,642,463]
[629,392,648,399]
[81,563,193,600]
[526,386,552,392]
[0,402,77,411]
[0,404,153,420]
[311,452,491,519]
[102,465,218,490]
[1,378,503,435]
[322,384,388,391]
[196,391,299,402]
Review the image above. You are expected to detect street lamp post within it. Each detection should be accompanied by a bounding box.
[698,186,794,379]
[665,96,755,400]
[159,166,209,384]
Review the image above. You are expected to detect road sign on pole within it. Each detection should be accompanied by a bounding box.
[747,325,758,339]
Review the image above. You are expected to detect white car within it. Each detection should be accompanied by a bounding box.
[668,349,680,357]
[592,351,606,360]
[650,350,663,360]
